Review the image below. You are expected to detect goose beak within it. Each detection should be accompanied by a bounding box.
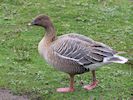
[28,21,35,26]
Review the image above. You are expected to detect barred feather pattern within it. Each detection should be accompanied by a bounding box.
[48,33,117,74]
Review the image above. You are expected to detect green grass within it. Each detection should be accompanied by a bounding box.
[0,0,133,99]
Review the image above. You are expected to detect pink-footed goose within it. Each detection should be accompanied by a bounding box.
[29,15,128,93]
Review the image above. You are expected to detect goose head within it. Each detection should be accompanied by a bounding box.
[29,15,54,29]
[29,14,56,41]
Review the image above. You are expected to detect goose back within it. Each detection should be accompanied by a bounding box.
[45,33,117,74]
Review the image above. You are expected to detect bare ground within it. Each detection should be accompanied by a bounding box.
[0,88,29,100]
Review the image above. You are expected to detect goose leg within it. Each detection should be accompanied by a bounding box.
[57,74,75,92]
[84,70,99,90]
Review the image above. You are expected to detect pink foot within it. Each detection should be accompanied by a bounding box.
[84,80,99,90]
[56,87,74,93]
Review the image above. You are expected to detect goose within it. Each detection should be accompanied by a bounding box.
[29,15,128,93]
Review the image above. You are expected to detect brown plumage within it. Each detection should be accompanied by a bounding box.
[29,15,128,92]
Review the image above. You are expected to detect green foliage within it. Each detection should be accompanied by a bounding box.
[0,0,133,99]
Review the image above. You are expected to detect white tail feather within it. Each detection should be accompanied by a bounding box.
[103,55,128,64]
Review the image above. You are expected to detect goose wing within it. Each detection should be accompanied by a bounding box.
[51,34,117,69]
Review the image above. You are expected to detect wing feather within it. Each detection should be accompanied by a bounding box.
[51,34,116,68]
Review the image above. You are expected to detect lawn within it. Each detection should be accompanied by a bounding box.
[0,0,133,99]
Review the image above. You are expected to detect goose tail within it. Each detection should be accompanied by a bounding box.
[103,55,128,64]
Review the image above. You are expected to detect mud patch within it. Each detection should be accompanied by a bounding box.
[129,0,133,2]
[0,88,29,100]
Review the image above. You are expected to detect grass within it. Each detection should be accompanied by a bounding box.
[0,0,133,99]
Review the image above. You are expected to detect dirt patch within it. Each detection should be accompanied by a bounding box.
[129,0,133,2]
[0,88,29,100]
